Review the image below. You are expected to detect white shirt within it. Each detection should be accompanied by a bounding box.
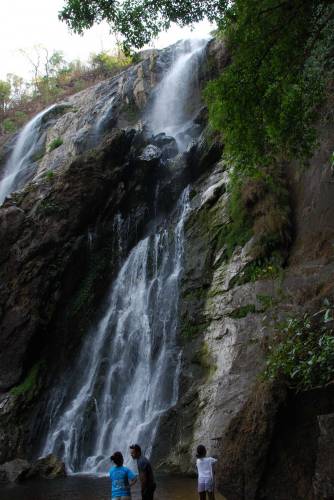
[196,457,218,480]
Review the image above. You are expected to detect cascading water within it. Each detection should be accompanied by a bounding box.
[149,38,209,150]
[41,189,189,472]
[0,105,56,205]
[39,38,208,474]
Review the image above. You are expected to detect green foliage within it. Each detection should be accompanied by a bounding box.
[49,137,63,151]
[74,79,85,92]
[90,50,130,75]
[232,253,283,287]
[0,80,11,114]
[1,46,130,138]
[2,118,16,133]
[256,294,277,311]
[14,110,28,125]
[70,247,113,317]
[221,164,290,261]
[263,301,334,391]
[205,1,333,169]
[11,362,42,398]
[59,0,226,51]
[218,172,253,258]
[191,341,217,376]
[37,198,63,216]
[43,170,55,181]
[181,321,209,340]
[131,52,142,64]
[228,304,256,319]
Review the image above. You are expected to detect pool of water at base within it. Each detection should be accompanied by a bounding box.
[0,474,226,500]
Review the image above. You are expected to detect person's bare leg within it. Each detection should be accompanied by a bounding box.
[199,492,206,500]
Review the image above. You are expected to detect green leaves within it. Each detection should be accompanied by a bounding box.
[264,304,334,391]
[0,80,11,118]
[59,0,227,51]
[206,0,333,168]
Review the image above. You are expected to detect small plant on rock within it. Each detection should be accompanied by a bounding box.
[43,170,55,181]
[49,137,63,152]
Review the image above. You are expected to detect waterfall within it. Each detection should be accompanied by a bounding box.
[40,189,190,473]
[149,38,209,150]
[38,38,209,474]
[0,105,56,205]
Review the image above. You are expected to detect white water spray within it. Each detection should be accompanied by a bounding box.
[0,105,56,205]
[39,38,210,474]
[149,38,209,150]
[41,190,189,473]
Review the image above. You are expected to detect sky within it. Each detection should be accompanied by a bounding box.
[0,0,213,80]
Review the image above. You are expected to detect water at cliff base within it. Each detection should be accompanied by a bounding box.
[1,475,226,500]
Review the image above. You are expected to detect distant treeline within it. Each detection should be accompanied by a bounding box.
[0,46,132,139]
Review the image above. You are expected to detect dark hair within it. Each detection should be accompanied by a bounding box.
[196,445,207,458]
[130,444,141,454]
[110,451,124,466]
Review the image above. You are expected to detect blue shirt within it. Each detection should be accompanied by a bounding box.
[109,465,137,497]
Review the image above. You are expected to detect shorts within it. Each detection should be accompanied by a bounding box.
[198,478,214,492]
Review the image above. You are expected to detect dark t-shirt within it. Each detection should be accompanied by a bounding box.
[137,456,155,490]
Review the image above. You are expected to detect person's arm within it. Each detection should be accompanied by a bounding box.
[128,468,138,487]
[210,457,217,480]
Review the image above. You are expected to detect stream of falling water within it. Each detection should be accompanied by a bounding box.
[0,105,56,205]
[39,37,209,474]
[41,189,189,473]
[149,38,209,150]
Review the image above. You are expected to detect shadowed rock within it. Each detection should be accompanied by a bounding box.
[0,459,30,483]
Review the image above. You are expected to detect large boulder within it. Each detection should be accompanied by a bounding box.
[0,454,66,483]
[0,458,30,483]
[137,144,162,168]
[25,454,66,480]
[152,133,178,160]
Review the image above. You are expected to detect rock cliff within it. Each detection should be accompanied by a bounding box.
[0,37,333,499]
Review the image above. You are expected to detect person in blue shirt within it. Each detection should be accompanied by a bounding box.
[109,451,137,499]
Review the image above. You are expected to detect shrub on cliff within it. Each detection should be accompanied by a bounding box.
[205,1,333,168]
[264,302,334,391]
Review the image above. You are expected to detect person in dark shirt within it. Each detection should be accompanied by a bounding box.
[130,444,156,500]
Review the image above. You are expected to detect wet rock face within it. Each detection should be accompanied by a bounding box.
[0,454,65,483]
[137,144,162,166]
[0,119,199,462]
[0,458,30,483]
[0,41,217,392]
[0,130,130,391]
[0,46,174,193]
[152,133,178,160]
[0,42,222,462]
[0,121,192,394]
[314,413,334,499]
[152,98,334,500]
[25,454,66,480]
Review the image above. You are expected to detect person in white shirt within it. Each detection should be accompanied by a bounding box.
[196,444,218,500]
